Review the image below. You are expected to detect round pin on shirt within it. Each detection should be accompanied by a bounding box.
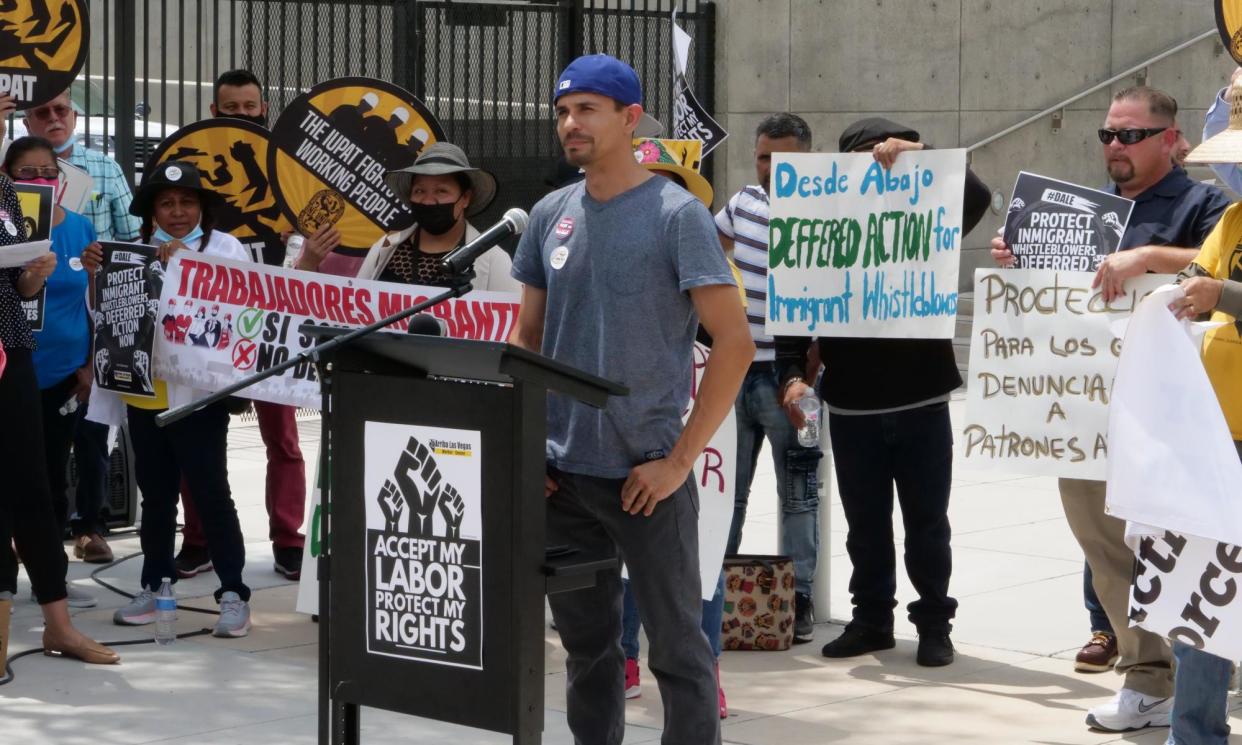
[69,257,84,271]
[4,221,16,237]
[550,245,569,270]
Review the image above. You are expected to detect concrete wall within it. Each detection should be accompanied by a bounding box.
[711,0,1238,289]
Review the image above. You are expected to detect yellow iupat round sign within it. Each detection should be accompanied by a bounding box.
[0,0,89,109]
[1217,0,1242,65]
[267,77,445,256]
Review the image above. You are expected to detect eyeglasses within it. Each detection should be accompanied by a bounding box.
[1097,127,1167,145]
[11,166,60,179]
[28,105,73,122]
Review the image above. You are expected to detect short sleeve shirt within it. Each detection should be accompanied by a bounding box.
[512,177,735,478]
[1112,167,1230,251]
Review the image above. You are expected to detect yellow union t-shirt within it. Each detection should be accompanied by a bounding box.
[1188,202,1242,438]
[121,379,170,410]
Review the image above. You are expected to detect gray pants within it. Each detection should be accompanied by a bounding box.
[547,468,720,745]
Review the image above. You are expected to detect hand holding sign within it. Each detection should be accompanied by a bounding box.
[156,239,188,264]
[1170,277,1225,320]
[81,241,103,273]
[22,251,55,280]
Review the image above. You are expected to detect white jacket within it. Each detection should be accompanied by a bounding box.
[87,230,250,426]
[356,222,520,293]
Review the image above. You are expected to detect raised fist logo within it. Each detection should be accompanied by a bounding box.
[133,350,152,391]
[392,437,443,536]
[437,484,465,539]
[378,479,404,532]
[94,348,110,380]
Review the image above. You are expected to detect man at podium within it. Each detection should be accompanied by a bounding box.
[509,55,754,745]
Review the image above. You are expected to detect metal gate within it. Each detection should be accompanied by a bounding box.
[79,0,716,224]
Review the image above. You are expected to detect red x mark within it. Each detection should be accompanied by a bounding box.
[232,340,257,370]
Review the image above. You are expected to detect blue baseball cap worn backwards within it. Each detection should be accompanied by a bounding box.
[554,54,643,106]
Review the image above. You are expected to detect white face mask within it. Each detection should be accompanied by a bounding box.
[153,222,204,245]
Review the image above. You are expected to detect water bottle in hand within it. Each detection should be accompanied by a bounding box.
[283,234,305,269]
[797,391,821,447]
[155,577,177,646]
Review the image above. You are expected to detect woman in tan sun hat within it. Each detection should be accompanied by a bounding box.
[1161,73,1242,745]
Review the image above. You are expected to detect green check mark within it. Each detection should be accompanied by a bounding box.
[238,307,265,340]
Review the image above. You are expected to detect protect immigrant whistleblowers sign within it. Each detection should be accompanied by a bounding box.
[268,77,445,256]
[765,150,967,339]
[1002,172,1133,272]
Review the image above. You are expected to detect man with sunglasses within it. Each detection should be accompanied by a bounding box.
[991,86,1230,734]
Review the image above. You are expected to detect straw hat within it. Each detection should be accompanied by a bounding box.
[1186,80,1242,164]
[633,138,713,206]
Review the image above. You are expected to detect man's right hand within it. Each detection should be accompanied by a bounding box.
[294,224,341,271]
[781,379,812,429]
[990,236,1016,267]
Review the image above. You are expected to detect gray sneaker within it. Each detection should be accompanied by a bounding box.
[31,584,97,608]
[213,592,251,638]
[114,589,156,625]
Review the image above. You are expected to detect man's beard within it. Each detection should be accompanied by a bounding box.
[562,137,594,167]
[1108,158,1135,184]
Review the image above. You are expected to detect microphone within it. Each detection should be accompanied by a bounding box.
[439,208,529,276]
[406,313,446,336]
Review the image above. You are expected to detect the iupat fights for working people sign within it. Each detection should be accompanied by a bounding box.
[268,77,445,256]
[15,181,52,330]
[363,421,483,670]
[153,253,520,409]
[0,0,89,109]
[149,119,292,265]
[766,150,966,338]
[959,268,1169,480]
[1216,0,1242,65]
[1002,172,1133,272]
[93,242,161,397]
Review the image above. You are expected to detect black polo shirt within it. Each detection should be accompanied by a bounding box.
[1113,167,1230,251]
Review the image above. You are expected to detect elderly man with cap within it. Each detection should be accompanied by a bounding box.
[777,117,990,668]
[508,54,753,745]
[296,142,517,292]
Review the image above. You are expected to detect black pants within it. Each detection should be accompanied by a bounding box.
[828,402,958,632]
[39,371,81,534]
[0,348,68,602]
[71,415,111,536]
[127,403,250,601]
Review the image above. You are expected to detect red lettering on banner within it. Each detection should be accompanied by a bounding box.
[323,285,344,322]
[190,262,214,300]
[248,271,268,309]
[265,272,280,310]
[227,268,247,305]
[341,287,359,324]
[455,300,476,338]
[208,266,229,303]
[307,282,325,318]
[273,276,293,315]
[492,304,512,340]
[377,290,410,320]
[354,289,375,324]
[288,277,310,316]
[432,302,456,336]
[470,301,495,340]
[176,257,201,296]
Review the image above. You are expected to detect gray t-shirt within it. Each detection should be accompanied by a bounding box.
[512,176,735,479]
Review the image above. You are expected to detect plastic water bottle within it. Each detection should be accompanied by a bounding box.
[797,391,821,447]
[154,577,176,646]
[283,234,305,269]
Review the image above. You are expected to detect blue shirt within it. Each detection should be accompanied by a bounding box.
[511,177,735,478]
[32,210,96,388]
[1203,88,1242,195]
[1110,167,1229,251]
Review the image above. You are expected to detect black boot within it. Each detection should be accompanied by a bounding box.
[821,624,895,658]
[916,629,955,667]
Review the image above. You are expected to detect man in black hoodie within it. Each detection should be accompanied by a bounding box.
[776,118,989,667]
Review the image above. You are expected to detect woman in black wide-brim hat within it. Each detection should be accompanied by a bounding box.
[296,142,520,292]
[97,161,256,639]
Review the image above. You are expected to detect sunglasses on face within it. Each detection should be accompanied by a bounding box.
[11,166,60,179]
[1097,127,1167,145]
[29,105,73,122]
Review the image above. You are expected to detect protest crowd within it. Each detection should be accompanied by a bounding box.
[1,9,1242,745]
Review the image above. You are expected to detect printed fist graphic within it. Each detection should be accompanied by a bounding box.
[378,478,405,532]
[437,484,465,539]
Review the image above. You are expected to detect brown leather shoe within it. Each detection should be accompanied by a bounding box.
[73,533,114,564]
[42,629,120,665]
[1074,631,1118,673]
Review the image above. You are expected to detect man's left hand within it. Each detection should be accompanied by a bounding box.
[871,138,924,169]
[621,457,691,516]
[1170,277,1224,320]
[1092,248,1148,302]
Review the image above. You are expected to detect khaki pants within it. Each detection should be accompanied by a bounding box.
[1059,478,1173,698]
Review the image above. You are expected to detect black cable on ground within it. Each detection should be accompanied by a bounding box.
[90,551,222,616]
[0,628,214,686]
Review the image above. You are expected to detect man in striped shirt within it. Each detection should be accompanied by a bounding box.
[715,113,822,644]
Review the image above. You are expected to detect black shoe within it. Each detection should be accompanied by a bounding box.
[821,624,895,658]
[274,546,304,580]
[175,543,213,578]
[793,592,815,644]
[916,631,955,667]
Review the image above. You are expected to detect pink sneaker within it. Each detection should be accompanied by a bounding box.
[716,663,727,719]
[625,658,641,699]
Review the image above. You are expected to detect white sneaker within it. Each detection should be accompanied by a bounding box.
[31,584,97,608]
[1085,687,1172,731]
[213,592,251,638]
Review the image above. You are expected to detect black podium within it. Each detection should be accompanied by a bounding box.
[308,328,625,745]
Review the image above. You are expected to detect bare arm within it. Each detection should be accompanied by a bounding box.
[1092,245,1199,300]
[508,283,547,352]
[621,283,755,515]
[718,230,734,255]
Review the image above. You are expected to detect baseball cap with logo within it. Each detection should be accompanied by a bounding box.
[554,54,643,106]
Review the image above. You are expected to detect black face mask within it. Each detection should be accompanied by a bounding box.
[219,112,268,128]
[410,200,460,236]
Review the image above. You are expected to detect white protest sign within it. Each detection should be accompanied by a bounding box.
[153,253,520,409]
[688,342,736,600]
[1130,531,1242,665]
[960,268,1170,480]
[766,150,966,339]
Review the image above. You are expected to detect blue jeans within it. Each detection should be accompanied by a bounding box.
[622,572,725,659]
[1165,643,1233,745]
[727,363,821,595]
[1084,561,1113,633]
